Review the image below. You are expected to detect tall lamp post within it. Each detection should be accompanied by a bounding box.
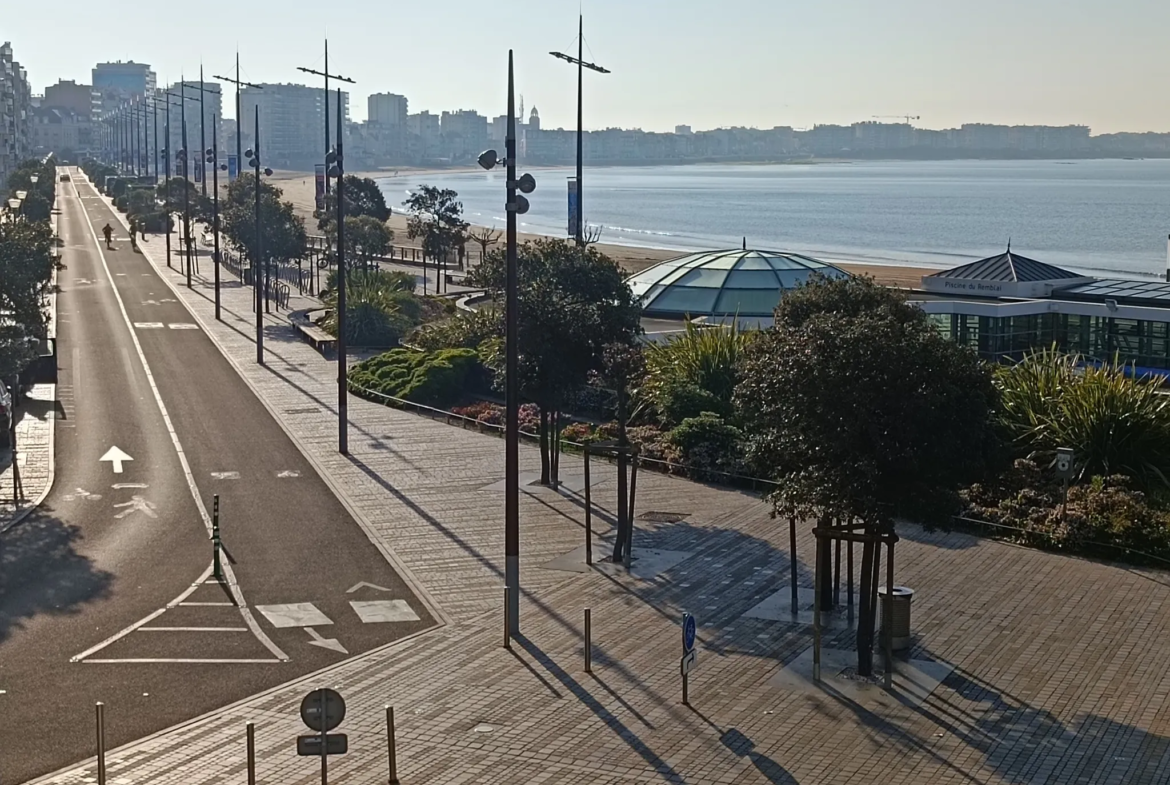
[159,92,186,270]
[165,88,196,284]
[477,51,537,635]
[551,14,610,246]
[212,62,262,186]
[297,64,355,456]
[205,115,228,321]
[245,107,273,365]
[176,79,219,197]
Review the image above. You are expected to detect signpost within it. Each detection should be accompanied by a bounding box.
[298,688,347,784]
[680,612,698,705]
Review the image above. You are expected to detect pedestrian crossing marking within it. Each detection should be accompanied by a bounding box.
[350,600,420,623]
[255,603,333,629]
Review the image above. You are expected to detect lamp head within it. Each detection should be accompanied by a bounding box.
[477,149,499,170]
[517,172,536,194]
[514,194,530,215]
[264,167,273,177]
[244,148,254,159]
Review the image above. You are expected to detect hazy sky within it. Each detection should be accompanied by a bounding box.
[6,0,1168,133]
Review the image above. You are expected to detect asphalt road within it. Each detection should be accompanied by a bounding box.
[0,171,433,784]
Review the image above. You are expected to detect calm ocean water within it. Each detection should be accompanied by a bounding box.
[377,159,1170,279]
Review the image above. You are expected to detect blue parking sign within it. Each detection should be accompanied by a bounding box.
[682,613,696,653]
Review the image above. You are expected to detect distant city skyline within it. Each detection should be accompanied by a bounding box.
[7,0,1170,134]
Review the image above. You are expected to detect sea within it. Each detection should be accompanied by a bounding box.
[375,158,1170,279]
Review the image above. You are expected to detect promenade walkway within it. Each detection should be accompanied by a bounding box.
[33,196,1170,783]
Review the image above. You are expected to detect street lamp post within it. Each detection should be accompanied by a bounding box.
[212,63,262,188]
[476,51,537,635]
[205,116,227,321]
[245,108,273,365]
[297,63,356,456]
[551,15,610,246]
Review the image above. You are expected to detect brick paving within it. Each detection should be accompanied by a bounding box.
[0,384,55,531]
[32,190,1170,783]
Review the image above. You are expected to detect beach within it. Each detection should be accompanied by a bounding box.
[266,170,939,289]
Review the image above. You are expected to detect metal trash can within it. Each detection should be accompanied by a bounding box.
[878,586,914,651]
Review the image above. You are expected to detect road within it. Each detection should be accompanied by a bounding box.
[0,171,433,784]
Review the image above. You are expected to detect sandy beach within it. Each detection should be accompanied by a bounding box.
[266,170,938,290]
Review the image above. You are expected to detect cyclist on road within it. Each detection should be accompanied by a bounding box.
[102,223,113,249]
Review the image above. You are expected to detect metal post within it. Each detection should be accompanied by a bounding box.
[95,702,107,785]
[246,722,256,785]
[335,88,348,456]
[503,586,511,649]
[199,66,207,198]
[812,532,822,683]
[181,113,192,288]
[884,533,894,690]
[164,100,171,269]
[682,672,689,706]
[575,14,584,246]
[212,494,222,582]
[847,533,854,623]
[253,106,264,365]
[584,448,592,566]
[386,706,399,784]
[324,39,330,196]
[212,114,221,321]
[584,608,592,673]
[504,51,520,635]
[834,534,841,607]
[627,452,638,556]
[789,516,798,615]
[319,688,328,785]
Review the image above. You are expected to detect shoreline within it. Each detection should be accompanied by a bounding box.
[265,170,940,289]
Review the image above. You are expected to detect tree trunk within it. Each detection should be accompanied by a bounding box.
[856,536,875,677]
[550,410,561,486]
[539,407,550,485]
[817,514,834,611]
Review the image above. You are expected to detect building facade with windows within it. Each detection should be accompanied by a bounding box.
[912,250,1170,374]
[1,42,31,185]
[240,83,348,168]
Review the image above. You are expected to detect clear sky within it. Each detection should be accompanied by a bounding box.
[5,0,1169,134]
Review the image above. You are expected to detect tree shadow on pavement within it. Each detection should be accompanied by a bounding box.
[0,506,113,643]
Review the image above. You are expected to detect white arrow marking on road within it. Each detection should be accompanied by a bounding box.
[347,581,393,594]
[100,446,133,474]
[276,470,301,478]
[304,628,348,654]
[113,495,157,519]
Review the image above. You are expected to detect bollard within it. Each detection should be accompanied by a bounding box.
[386,705,399,784]
[503,587,511,649]
[584,608,592,673]
[95,702,107,785]
[212,494,222,582]
[246,722,256,785]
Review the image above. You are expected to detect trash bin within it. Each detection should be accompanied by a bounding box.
[878,586,914,651]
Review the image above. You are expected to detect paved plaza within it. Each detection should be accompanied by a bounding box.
[27,210,1170,784]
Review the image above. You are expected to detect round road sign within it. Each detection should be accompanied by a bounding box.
[300,688,346,733]
[682,613,697,653]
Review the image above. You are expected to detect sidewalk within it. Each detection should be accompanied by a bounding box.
[0,384,55,531]
[36,194,1170,784]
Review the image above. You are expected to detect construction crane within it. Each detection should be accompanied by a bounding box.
[872,115,921,124]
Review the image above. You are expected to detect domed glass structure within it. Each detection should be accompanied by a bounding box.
[627,250,850,319]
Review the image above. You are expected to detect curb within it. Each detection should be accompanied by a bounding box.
[91,176,451,628]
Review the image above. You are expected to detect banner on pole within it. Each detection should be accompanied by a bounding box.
[227,154,239,181]
[193,161,204,184]
[315,165,327,211]
[567,178,579,238]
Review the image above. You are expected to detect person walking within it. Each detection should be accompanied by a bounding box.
[102,222,113,249]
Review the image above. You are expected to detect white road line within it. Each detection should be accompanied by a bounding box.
[112,482,148,489]
[276,470,301,478]
[70,566,211,662]
[78,207,289,664]
[178,601,234,607]
[168,323,200,330]
[211,471,240,480]
[133,322,164,329]
[256,603,333,629]
[139,631,249,636]
[84,659,280,664]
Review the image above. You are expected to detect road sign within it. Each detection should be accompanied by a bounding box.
[682,613,697,653]
[300,688,346,732]
[680,649,698,676]
[297,733,348,756]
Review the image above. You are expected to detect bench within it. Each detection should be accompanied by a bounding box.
[293,321,338,357]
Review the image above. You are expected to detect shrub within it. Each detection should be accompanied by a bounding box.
[995,349,1170,490]
[326,268,415,295]
[665,413,745,481]
[963,459,1170,562]
[643,321,753,426]
[409,307,501,351]
[348,348,482,408]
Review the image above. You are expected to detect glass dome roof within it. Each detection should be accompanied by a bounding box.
[627,249,850,318]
